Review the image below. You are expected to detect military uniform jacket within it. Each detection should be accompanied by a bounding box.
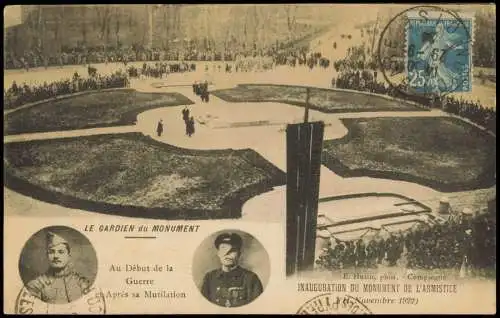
[26,266,90,304]
[201,266,263,307]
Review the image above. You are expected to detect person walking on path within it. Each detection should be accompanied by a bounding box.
[182,107,190,123]
[157,119,164,137]
[182,107,190,135]
[187,116,195,137]
[203,90,210,103]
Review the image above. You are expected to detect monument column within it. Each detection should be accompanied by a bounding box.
[286,87,325,277]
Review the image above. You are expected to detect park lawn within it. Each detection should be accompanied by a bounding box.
[4,89,193,135]
[212,84,424,113]
[322,117,496,192]
[4,133,286,220]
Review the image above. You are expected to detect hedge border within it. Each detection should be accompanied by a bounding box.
[4,89,195,136]
[321,117,497,193]
[4,87,129,115]
[211,83,429,113]
[4,132,286,220]
[213,83,495,136]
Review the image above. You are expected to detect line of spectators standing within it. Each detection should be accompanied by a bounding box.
[4,47,240,71]
[193,81,210,103]
[5,44,333,74]
[316,232,404,270]
[316,212,495,277]
[127,62,196,79]
[4,26,328,71]
[441,96,496,134]
[330,44,496,134]
[271,49,331,70]
[4,70,129,110]
[332,69,496,134]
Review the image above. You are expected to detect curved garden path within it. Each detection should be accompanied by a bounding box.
[4,69,496,221]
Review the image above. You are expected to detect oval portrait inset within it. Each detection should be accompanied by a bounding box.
[192,229,270,308]
[18,226,98,305]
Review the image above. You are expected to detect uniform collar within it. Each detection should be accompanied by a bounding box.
[47,263,75,278]
[215,265,242,278]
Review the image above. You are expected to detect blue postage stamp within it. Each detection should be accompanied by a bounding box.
[406,11,474,94]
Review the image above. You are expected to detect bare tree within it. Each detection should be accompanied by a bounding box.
[474,8,496,67]
[52,7,66,53]
[284,4,298,41]
[95,6,112,47]
[60,7,66,51]
[259,6,275,50]
[81,7,87,46]
[223,8,233,54]
[162,6,169,49]
[252,5,260,50]
[242,7,250,50]
[36,6,44,52]
[114,7,121,48]
[25,6,41,52]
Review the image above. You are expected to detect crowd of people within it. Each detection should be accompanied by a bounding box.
[330,43,496,134]
[4,70,129,110]
[271,48,331,70]
[332,69,497,134]
[316,211,496,276]
[4,47,241,71]
[442,96,496,134]
[5,35,495,135]
[3,38,312,71]
[406,212,495,271]
[5,43,335,75]
[193,81,210,103]
[127,62,196,79]
[4,24,329,70]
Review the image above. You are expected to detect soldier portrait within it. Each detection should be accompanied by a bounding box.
[18,226,98,305]
[193,230,270,308]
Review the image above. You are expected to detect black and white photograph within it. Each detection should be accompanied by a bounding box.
[192,230,270,308]
[3,3,496,314]
[18,225,98,304]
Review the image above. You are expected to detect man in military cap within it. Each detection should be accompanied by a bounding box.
[25,231,90,304]
[201,233,263,307]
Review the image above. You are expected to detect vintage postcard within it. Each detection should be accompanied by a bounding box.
[3,4,496,314]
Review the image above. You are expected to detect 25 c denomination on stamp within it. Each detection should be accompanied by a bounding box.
[377,5,475,99]
[297,294,372,315]
[406,10,474,94]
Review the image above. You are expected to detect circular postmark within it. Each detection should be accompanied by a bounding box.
[15,285,106,314]
[377,5,473,99]
[297,293,372,315]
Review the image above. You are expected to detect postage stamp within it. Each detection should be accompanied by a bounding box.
[406,10,474,95]
[296,294,372,315]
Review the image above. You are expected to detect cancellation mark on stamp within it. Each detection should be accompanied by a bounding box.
[15,285,106,314]
[297,293,372,315]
